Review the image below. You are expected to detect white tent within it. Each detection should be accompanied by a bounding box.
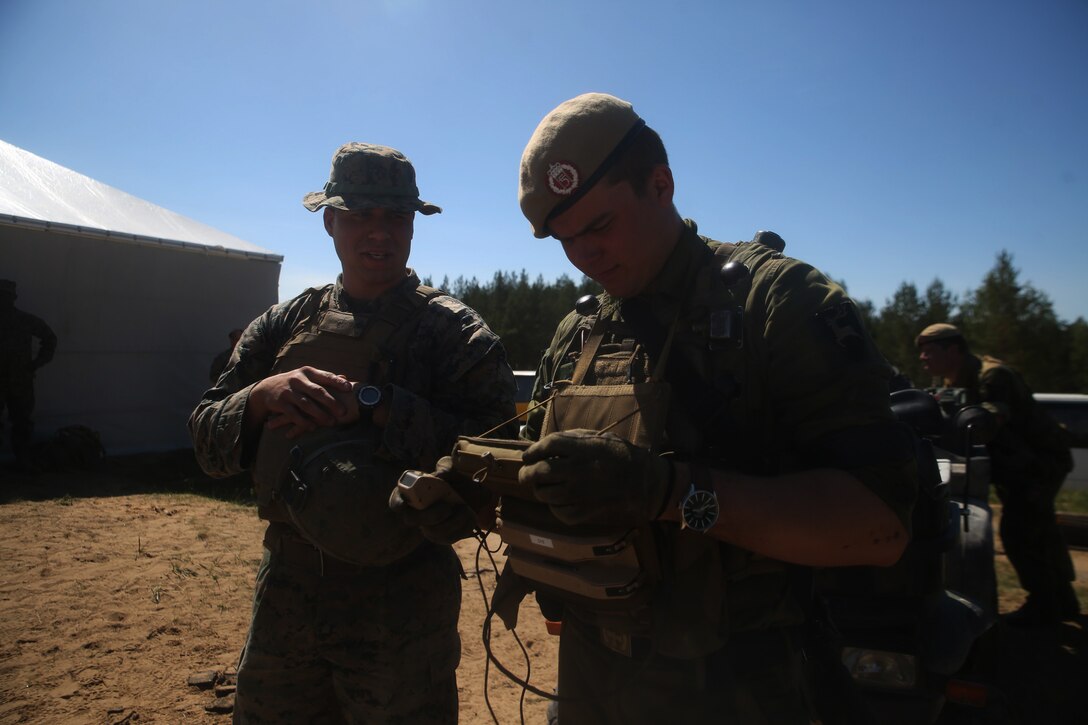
[0,139,282,454]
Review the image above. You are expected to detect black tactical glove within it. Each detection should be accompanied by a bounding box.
[519,429,672,527]
[388,456,481,545]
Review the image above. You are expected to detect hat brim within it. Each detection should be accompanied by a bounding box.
[302,192,441,215]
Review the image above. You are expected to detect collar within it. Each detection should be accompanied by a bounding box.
[609,218,707,325]
[332,270,421,314]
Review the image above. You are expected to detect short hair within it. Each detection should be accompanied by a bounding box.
[604,125,669,197]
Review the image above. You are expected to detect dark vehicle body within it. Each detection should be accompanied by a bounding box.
[817,389,1003,724]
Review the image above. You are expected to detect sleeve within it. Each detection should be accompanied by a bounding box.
[188,299,302,477]
[756,258,918,527]
[378,296,519,470]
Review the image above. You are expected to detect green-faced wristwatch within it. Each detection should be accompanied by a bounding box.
[356,384,383,424]
[680,468,719,533]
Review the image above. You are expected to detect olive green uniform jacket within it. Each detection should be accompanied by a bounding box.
[947,353,1073,485]
[525,221,915,632]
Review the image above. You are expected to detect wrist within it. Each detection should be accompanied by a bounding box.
[656,459,688,523]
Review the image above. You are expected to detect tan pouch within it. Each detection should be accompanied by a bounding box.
[540,380,670,450]
[507,548,646,605]
[449,436,532,499]
[498,518,641,565]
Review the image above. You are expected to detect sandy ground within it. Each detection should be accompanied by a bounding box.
[0,451,1085,724]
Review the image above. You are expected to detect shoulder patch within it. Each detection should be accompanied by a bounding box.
[814,301,867,362]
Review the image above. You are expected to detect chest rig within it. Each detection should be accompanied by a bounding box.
[498,238,773,658]
[252,282,440,565]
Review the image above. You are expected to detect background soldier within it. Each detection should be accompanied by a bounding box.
[410,93,917,724]
[0,279,57,472]
[189,143,516,723]
[917,322,1078,626]
[208,327,243,384]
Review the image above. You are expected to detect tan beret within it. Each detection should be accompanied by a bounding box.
[518,93,646,238]
[915,322,963,347]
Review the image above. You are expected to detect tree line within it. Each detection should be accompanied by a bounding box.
[428,250,1087,394]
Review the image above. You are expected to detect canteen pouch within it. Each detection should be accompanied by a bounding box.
[265,424,423,566]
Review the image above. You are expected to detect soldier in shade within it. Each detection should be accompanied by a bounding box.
[189,143,516,723]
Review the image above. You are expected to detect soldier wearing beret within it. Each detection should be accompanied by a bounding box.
[495,93,916,723]
[189,143,516,723]
[0,279,57,472]
[917,323,1078,626]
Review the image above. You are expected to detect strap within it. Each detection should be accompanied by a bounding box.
[569,316,608,384]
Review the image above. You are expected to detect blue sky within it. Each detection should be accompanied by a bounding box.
[2,0,1086,322]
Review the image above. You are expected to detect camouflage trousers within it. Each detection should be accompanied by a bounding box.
[233,523,462,724]
[554,614,814,725]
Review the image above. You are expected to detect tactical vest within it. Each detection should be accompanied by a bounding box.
[498,237,796,658]
[252,281,441,565]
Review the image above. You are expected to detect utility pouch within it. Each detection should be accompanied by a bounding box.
[449,436,532,498]
[261,424,423,566]
[497,492,661,616]
[540,380,670,449]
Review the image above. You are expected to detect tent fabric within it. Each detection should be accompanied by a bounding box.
[0,139,280,261]
[1,139,281,455]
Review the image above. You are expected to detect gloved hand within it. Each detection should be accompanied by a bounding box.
[519,429,672,526]
[388,456,490,544]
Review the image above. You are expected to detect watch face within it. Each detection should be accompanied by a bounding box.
[357,385,382,408]
[682,490,719,532]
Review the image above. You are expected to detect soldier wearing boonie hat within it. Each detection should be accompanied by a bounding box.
[189,141,516,723]
[912,320,1078,627]
[444,92,918,724]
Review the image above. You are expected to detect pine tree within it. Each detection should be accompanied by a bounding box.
[959,250,1065,391]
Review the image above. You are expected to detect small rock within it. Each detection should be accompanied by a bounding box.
[205,694,234,714]
[187,670,219,689]
[214,684,236,696]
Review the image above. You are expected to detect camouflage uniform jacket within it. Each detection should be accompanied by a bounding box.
[0,306,57,379]
[189,271,517,482]
[523,219,917,633]
[949,353,1072,483]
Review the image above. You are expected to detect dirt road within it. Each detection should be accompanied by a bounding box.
[0,452,1084,724]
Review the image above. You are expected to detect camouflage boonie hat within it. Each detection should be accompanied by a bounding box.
[519,93,647,238]
[915,322,963,347]
[302,143,441,215]
[0,279,15,297]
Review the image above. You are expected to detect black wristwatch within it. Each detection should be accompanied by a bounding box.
[355,384,383,424]
[680,469,719,533]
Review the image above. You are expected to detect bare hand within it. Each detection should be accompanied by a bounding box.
[249,366,355,439]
